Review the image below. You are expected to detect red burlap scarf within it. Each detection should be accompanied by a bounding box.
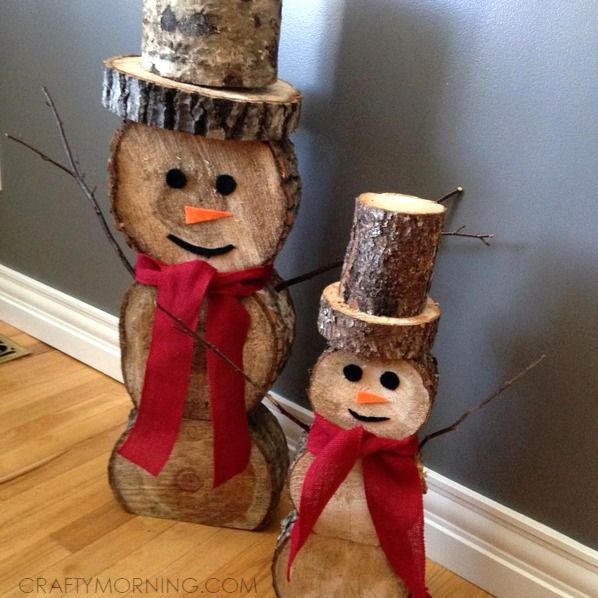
[118,254,273,487]
[288,414,428,598]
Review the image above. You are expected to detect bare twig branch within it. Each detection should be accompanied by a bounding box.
[437,186,464,204]
[276,223,494,292]
[262,394,311,432]
[41,87,135,277]
[419,354,547,449]
[5,87,311,430]
[4,134,74,178]
[442,225,495,247]
[275,260,343,292]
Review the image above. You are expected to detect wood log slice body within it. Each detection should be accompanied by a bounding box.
[110,123,301,272]
[120,281,295,420]
[272,530,408,597]
[290,452,379,546]
[288,447,428,546]
[103,56,301,141]
[109,404,288,529]
[308,350,438,441]
[142,0,282,88]
[318,282,440,359]
[340,193,446,318]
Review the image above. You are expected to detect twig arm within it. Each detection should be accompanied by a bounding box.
[419,354,546,449]
[42,87,135,276]
[442,226,495,247]
[275,260,343,292]
[4,134,74,177]
[437,186,464,204]
[275,227,494,292]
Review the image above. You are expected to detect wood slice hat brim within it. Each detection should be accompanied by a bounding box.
[103,56,302,141]
[318,282,441,360]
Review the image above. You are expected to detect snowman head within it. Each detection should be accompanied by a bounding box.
[111,123,299,271]
[309,349,438,439]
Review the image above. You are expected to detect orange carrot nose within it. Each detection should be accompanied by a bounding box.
[184,206,233,224]
[356,391,391,405]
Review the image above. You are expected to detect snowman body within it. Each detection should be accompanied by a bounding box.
[275,349,437,597]
[273,194,445,597]
[102,0,302,530]
[107,123,300,529]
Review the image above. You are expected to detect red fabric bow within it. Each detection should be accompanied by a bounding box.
[288,414,428,598]
[118,254,273,487]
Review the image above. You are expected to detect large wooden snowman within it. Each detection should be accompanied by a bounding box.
[273,193,446,596]
[101,0,302,530]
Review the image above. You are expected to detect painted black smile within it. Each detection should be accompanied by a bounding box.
[348,409,390,423]
[167,234,235,258]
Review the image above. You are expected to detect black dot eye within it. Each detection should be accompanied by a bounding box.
[216,174,237,196]
[343,364,363,382]
[166,168,187,189]
[380,371,400,390]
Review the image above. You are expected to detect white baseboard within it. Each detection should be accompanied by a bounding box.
[1,263,596,598]
[0,264,122,381]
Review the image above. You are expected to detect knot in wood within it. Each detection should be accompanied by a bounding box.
[176,470,204,492]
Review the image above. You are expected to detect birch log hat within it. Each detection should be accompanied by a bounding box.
[318,193,447,359]
[102,0,301,141]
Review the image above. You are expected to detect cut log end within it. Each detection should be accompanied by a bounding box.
[308,349,438,441]
[109,123,301,271]
[120,282,295,420]
[109,404,289,530]
[360,192,445,215]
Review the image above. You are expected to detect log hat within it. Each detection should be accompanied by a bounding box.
[102,0,301,141]
[318,193,446,359]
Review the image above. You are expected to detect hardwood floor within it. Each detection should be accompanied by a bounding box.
[0,322,492,597]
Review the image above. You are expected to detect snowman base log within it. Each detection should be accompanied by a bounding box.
[318,283,440,359]
[272,529,409,598]
[142,0,282,88]
[119,280,295,419]
[109,404,289,529]
[103,56,301,141]
[340,193,446,318]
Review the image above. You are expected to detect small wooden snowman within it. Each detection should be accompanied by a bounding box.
[273,193,446,597]
[101,0,302,530]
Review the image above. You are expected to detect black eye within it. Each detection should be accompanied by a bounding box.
[216,174,237,195]
[380,371,400,390]
[166,168,187,189]
[343,364,363,382]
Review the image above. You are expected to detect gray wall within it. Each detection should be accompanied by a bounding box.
[1,1,596,548]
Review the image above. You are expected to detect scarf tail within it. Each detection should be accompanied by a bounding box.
[118,258,214,475]
[207,294,253,488]
[365,453,427,598]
